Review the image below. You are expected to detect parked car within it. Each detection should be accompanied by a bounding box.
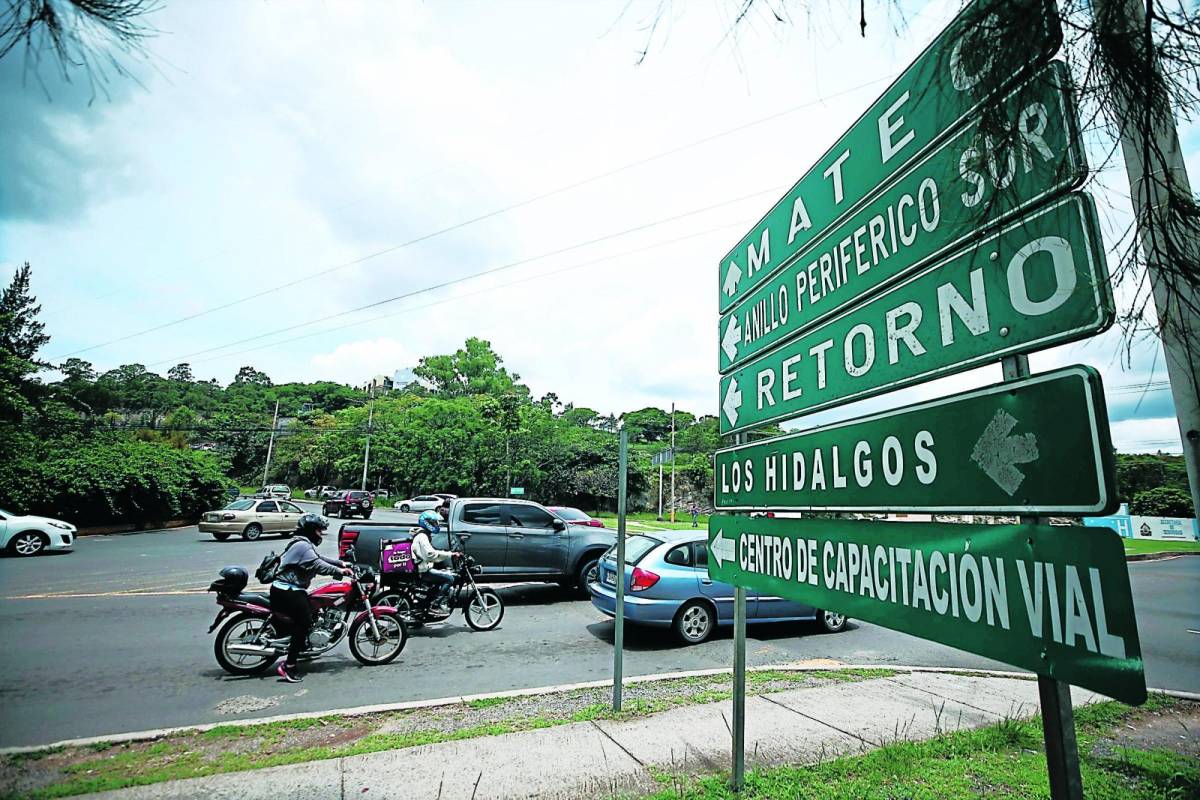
[304,485,337,499]
[259,484,291,500]
[432,493,458,501]
[339,497,615,595]
[320,486,341,499]
[0,507,76,556]
[199,498,306,541]
[548,506,605,528]
[396,495,443,513]
[370,489,390,499]
[324,490,374,519]
[589,530,848,644]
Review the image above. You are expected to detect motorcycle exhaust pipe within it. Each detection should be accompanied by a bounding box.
[226,643,280,656]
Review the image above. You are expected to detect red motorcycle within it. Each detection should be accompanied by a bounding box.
[208,563,407,675]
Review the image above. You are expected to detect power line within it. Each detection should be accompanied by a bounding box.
[145,188,781,368]
[49,73,893,361]
[186,218,756,367]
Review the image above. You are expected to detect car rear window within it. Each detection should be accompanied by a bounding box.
[223,500,255,511]
[607,535,662,565]
[350,491,369,499]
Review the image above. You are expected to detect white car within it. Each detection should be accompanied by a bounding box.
[396,495,442,513]
[259,484,292,500]
[1,508,76,556]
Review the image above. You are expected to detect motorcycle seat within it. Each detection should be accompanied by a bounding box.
[237,592,272,607]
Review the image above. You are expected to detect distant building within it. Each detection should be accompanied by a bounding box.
[362,374,394,394]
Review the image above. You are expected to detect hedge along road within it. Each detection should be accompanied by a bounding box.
[0,527,1195,747]
[717,62,1085,373]
[717,0,1063,313]
[718,192,1114,435]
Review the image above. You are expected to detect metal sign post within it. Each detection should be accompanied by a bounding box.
[1003,354,1083,800]
[730,432,747,792]
[613,428,628,712]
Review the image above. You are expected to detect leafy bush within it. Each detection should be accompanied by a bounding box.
[1129,486,1195,518]
[0,437,228,525]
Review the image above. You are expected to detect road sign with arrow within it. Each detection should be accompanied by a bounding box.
[714,366,1117,515]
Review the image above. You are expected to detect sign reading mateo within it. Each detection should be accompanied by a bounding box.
[707,515,1146,705]
[718,63,1084,373]
[717,0,1063,313]
[715,366,1117,515]
[719,193,1113,434]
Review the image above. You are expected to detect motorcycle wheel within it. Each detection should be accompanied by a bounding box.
[214,614,278,675]
[464,587,504,631]
[348,611,408,665]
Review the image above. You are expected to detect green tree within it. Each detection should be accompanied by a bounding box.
[0,262,50,423]
[1130,487,1195,518]
[414,337,528,398]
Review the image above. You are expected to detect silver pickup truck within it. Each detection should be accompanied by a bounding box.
[337,497,615,595]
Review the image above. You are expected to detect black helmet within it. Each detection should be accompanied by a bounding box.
[218,565,248,593]
[296,513,329,545]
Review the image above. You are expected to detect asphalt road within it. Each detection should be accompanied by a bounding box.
[0,526,1195,748]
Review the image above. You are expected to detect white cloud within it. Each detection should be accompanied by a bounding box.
[1109,417,1183,454]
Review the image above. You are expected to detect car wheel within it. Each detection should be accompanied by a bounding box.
[362,510,372,520]
[399,504,410,513]
[674,600,715,645]
[212,530,232,542]
[242,523,263,541]
[817,609,847,633]
[574,556,600,598]
[8,531,48,557]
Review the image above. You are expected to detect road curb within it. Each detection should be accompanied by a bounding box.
[2,662,1193,756]
[1125,550,1200,562]
[74,520,196,537]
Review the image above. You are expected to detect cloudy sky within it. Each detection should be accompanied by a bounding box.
[1,0,1194,453]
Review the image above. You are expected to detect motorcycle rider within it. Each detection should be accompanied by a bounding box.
[271,513,352,683]
[411,510,457,614]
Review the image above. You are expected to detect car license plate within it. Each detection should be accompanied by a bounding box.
[603,570,616,586]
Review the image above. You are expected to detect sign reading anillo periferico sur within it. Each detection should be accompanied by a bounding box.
[719,193,1113,434]
[707,515,1146,706]
[718,62,1085,373]
[714,366,1117,515]
[717,0,1063,314]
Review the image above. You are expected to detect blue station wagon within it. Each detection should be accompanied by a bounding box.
[589,530,848,644]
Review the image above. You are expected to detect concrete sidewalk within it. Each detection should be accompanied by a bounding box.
[80,673,1104,800]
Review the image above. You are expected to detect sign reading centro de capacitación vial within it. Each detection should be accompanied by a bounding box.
[710,0,1145,705]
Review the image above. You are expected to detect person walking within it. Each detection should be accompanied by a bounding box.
[690,503,700,528]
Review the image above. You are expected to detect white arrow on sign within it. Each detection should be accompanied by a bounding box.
[722,315,741,362]
[722,378,742,427]
[723,260,743,297]
[970,408,1040,496]
[710,529,735,568]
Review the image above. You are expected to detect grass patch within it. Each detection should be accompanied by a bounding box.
[1122,539,1200,555]
[0,668,895,799]
[639,696,1198,800]
[596,512,708,531]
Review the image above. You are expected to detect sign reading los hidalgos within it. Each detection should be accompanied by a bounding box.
[708,514,1146,705]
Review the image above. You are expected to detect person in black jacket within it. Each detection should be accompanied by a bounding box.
[271,514,351,683]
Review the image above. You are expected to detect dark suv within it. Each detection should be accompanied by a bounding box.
[323,490,373,519]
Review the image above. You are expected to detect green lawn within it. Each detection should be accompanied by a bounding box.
[640,696,1198,800]
[596,511,709,531]
[1122,538,1200,556]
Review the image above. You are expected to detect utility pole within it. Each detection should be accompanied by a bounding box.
[613,428,628,712]
[657,459,664,521]
[261,399,280,488]
[669,402,677,523]
[1097,0,1200,521]
[361,387,375,491]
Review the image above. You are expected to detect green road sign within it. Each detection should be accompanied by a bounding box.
[715,366,1116,514]
[707,515,1145,705]
[717,0,1062,314]
[509,487,525,496]
[718,63,1085,373]
[718,193,1113,435]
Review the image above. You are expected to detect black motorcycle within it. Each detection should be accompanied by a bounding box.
[373,552,504,631]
